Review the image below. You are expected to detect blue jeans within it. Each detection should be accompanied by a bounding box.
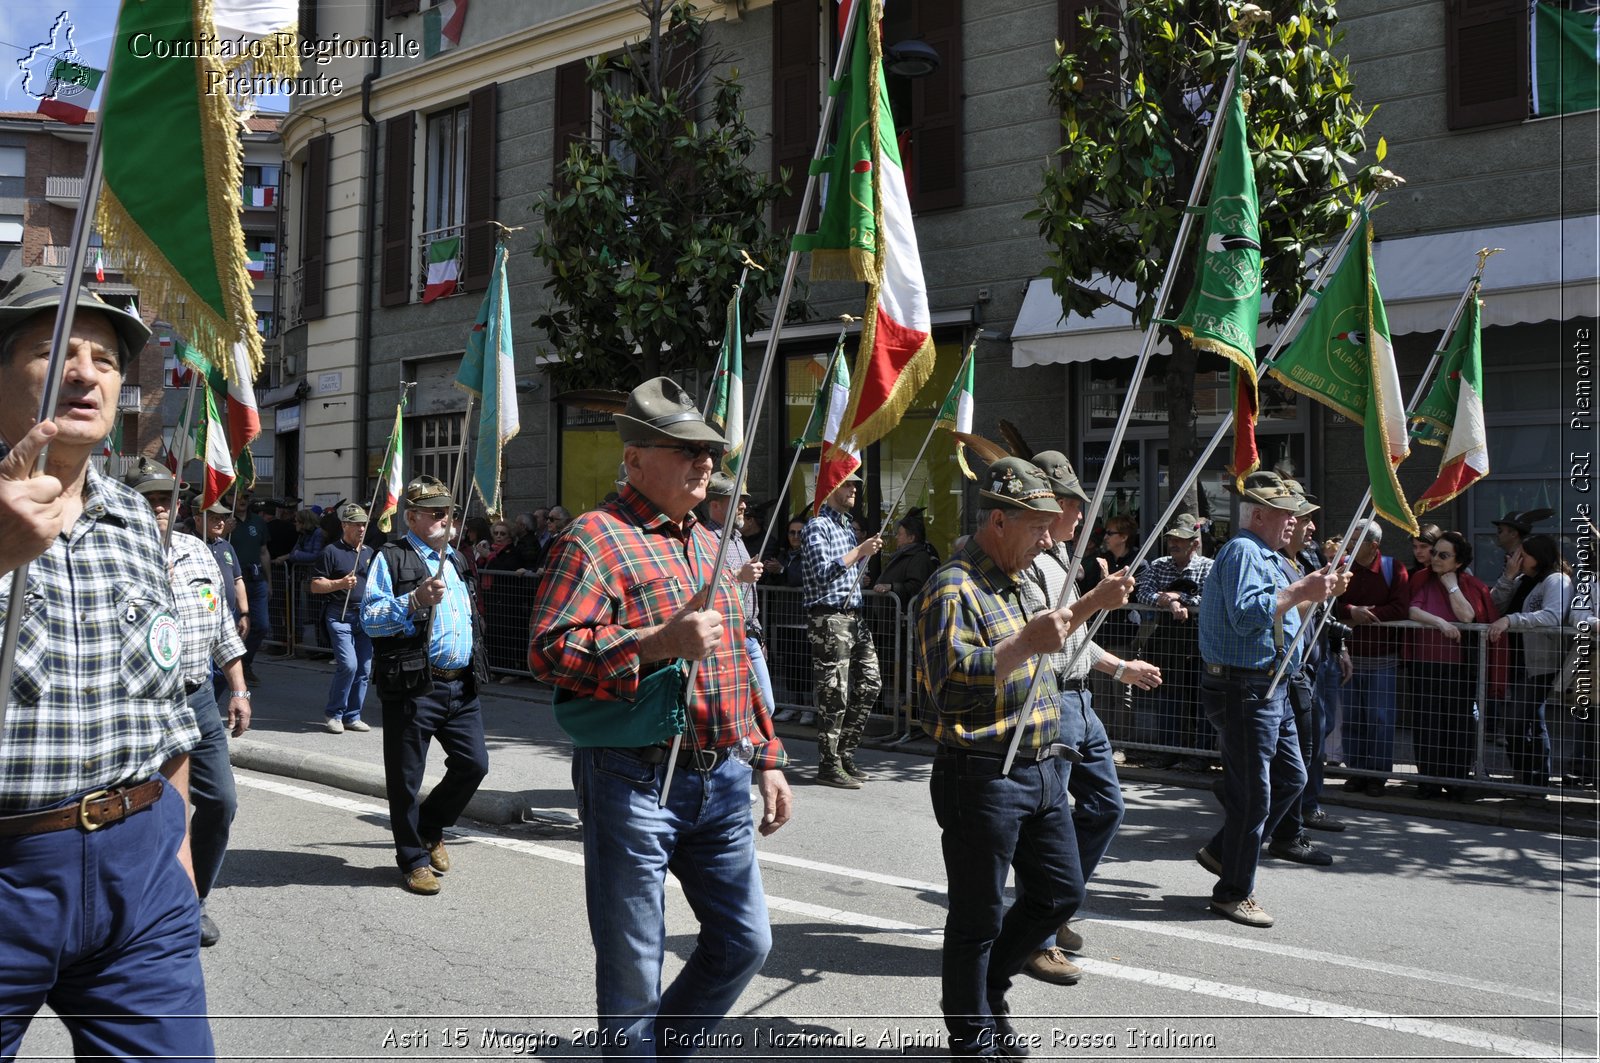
[380,678,489,873]
[324,615,374,721]
[931,751,1081,1057]
[1506,668,1554,787]
[0,781,213,1061]
[1317,651,1344,756]
[187,684,238,901]
[1202,670,1306,905]
[746,637,776,718]
[1344,657,1398,772]
[572,748,770,1060]
[242,575,270,666]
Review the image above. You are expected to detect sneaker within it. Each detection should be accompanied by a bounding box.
[796,711,816,727]
[1341,777,1368,794]
[1111,748,1126,766]
[1209,895,1274,928]
[403,866,441,895]
[198,905,221,948]
[1020,946,1082,986]
[1266,834,1334,866]
[1175,756,1213,773]
[815,767,862,790]
[1304,808,1345,832]
[1144,751,1180,769]
[885,730,915,746]
[344,718,371,733]
[840,756,870,782]
[324,717,345,734]
[1195,845,1222,876]
[773,708,798,722]
[1055,923,1084,953]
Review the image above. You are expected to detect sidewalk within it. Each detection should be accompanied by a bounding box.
[231,655,1599,839]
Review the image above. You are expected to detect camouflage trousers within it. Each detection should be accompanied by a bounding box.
[808,609,882,769]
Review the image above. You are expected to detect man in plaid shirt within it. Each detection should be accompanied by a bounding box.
[1133,513,1214,768]
[0,268,212,1058]
[916,457,1133,1057]
[530,377,791,1059]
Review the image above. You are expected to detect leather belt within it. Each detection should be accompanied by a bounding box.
[1204,662,1272,678]
[0,778,165,838]
[807,605,858,617]
[1058,677,1090,692]
[623,745,731,771]
[431,665,467,681]
[938,742,1083,765]
[184,678,203,694]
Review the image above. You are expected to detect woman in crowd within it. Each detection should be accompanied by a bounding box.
[762,516,808,589]
[286,509,329,649]
[1407,530,1501,800]
[1409,524,1442,575]
[479,519,536,677]
[871,511,940,603]
[1487,534,1574,790]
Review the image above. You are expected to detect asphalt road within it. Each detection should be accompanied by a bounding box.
[21,750,1598,1062]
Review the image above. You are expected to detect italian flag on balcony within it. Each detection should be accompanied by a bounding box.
[422,237,460,303]
[424,0,469,58]
[246,252,266,280]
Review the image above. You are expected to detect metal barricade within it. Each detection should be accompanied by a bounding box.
[754,585,903,726]
[479,568,540,680]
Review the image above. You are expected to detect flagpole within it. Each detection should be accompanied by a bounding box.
[0,103,114,727]
[875,333,979,539]
[999,21,1266,776]
[753,319,855,564]
[1042,186,1386,692]
[433,395,476,585]
[659,0,873,805]
[1263,247,1503,698]
[162,369,204,551]
[342,381,414,621]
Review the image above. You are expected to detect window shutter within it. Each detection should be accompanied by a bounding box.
[910,0,963,212]
[1446,0,1528,130]
[385,0,418,18]
[1058,0,1117,99]
[298,0,318,43]
[463,83,498,293]
[771,0,821,234]
[552,60,591,193]
[299,135,329,321]
[380,112,415,309]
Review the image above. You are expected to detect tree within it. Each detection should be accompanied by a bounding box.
[532,1,795,390]
[1031,0,1385,517]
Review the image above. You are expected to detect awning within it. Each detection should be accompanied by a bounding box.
[1011,214,1600,368]
[258,379,306,408]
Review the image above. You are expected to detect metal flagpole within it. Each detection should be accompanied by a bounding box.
[1263,246,1503,697]
[875,333,979,539]
[342,381,414,621]
[751,318,854,565]
[0,104,114,732]
[162,370,204,552]
[419,394,476,643]
[660,0,872,804]
[999,24,1265,775]
[1048,186,1390,680]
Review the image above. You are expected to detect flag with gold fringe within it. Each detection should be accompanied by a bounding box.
[1410,284,1489,515]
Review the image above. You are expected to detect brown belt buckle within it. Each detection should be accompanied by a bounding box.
[76,788,112,832]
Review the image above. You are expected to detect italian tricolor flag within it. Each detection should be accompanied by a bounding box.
[424,0,469,58]
[812,349,861,514]
[176,337,261,494]
[1411,286,1489,514]
[197,377,237,508]
[246,252,266,280]
[933,347,976,478]
[376,405,406,533]
[422,236,460,302]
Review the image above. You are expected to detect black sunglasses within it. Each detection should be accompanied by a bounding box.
[639,442,724,463]
[1431,547,1456,559]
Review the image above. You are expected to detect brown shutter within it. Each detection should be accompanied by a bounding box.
[462,83,498,293]
[909,0,963,212]
[385,0,418,18]
[299,134,329,321]
[380,112,415,309]
[1446,0,1529,130]
[1058,0,1117,99]
[552,61,591,193]
[771,0,821,234]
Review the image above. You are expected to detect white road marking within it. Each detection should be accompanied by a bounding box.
[235,772,1589,1060]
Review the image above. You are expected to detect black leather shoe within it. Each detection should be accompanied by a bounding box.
[1266,834,1334,866]
[990,1003,1032,1059]
[1304,808,1346,832]
[199,908,221,947]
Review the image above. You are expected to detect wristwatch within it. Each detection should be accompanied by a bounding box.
[230,690,252,699]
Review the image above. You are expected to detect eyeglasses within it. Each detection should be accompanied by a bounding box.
[547,515,564,523]
[1431,548,1456,559]
[416,508,450,520]
[638,442,724,463]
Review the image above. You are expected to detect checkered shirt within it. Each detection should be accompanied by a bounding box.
[916,538,1063,751]
[801,505,864,610]
[168,530,246,684]
[528,484,786,769]
[1019,543,1108,682]
[1134,552,1214,607]
[707,516,761,641]
[1199,529,1304,672]
[361,533,475,670]
[0,468,199,813]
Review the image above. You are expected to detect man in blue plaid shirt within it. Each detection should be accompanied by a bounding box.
[801,472,884,788]
[0,268,212,1058]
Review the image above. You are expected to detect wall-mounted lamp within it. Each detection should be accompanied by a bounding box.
[885,40,940,79]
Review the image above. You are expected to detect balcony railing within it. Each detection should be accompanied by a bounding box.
[417,225,465,302]
[41,245,138,271]
[118,384,141,410]
[45,175,84,203]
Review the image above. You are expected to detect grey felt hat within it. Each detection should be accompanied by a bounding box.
[613,377,727,446]
[0,266,151,364]
[1030,450,1090,505]
[978,457,1062,513]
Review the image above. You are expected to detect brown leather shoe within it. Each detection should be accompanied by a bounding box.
[425,837,450,874]
[1056,923,1084,953]
[403,866,441,895]
[1021,946,1082,985]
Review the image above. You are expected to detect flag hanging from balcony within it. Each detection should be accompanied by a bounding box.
[812,349,860,514]
[1410,283,1489,514]
[705,288,746,475]
[828,0,936,460]
[1532,1,1600,117]
[376,403,407,533]
[1267,221,1418,534]
[246,252,266,280]
[36,58,102,124]
[454,241,518,518]
[933,350,976,479]
[422,237,461,303]
[424,0,470,58]
[96,0,277,385]
[1166,88,1262,487]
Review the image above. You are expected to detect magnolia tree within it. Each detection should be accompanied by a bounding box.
[1032,0,1387,513]
[533,1,794,389]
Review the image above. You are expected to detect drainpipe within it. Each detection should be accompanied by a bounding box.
[354,3,383,502]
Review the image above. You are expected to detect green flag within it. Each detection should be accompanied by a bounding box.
[454,242,519,519]
[1267,223,1419,534]
[706,289,746,474]
[1168,87,1262,485]
[1533,2,1600,117]
[795,337,848,447]
[96,0,264,384]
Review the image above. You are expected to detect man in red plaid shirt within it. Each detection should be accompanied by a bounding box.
[529,377,792,1060]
